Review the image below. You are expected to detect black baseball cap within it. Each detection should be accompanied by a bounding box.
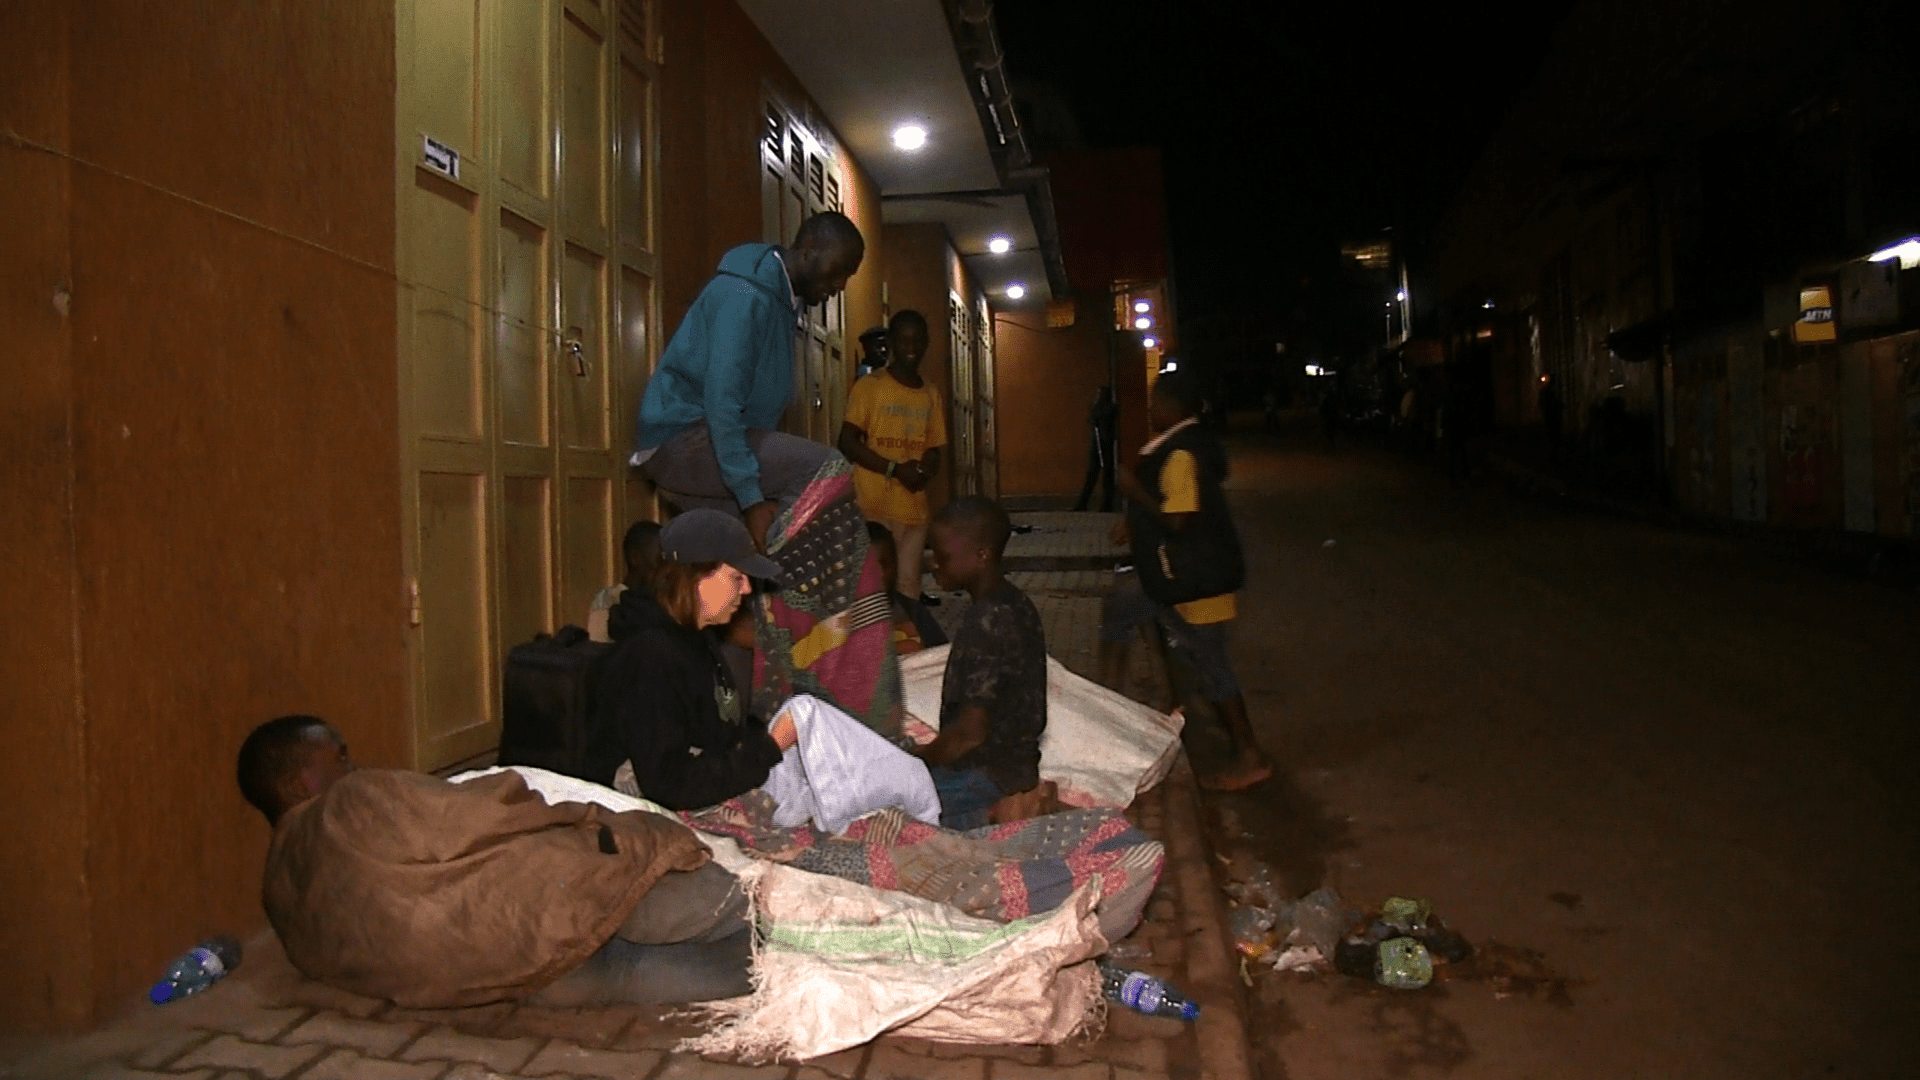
[658,509,783,585]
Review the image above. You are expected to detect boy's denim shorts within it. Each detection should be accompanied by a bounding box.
[1099,571,1242,700]
[927,764,1004,832]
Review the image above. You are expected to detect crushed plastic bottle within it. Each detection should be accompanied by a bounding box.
[1228,906,1277,959]
[151,936,242,1004]
[1290,885,1354,957]
[1226,860,1282,909]
[1098,961,1200,1021]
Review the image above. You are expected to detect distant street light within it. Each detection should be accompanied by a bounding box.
[1142,336,1158,349]
[1005,283,1027,300]
[1868,237,1920,269]
[892,124,927,150]
[1396,289,1407,301]
[988,235,1012,254]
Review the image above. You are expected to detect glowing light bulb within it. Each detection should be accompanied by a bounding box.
[892,125,927,151]
[1134,316,1152,330]
[987,236,1012,254]
[1005,283,1026,300]
[1868,238,1920,269]
[1134,300,1151,313]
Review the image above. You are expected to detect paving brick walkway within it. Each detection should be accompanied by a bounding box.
[6,514,1251,1080]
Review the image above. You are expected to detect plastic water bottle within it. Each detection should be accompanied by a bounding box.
[150,936,242,1004]
[1098,961,1199,1021]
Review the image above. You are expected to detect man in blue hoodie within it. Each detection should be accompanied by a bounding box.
[636,212,866,552]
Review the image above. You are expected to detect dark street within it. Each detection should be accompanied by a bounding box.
[1200,418,1920,1080]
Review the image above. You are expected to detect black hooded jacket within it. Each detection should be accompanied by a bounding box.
[579,588,783,810]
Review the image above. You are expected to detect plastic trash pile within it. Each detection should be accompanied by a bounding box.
[1223,863,1471,990]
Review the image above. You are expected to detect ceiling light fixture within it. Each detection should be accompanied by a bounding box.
[1134,316,1152,330]
[892,124,927,151]
[987,236,1012,255]
[1133,300,1151,313]
[1005,283,1027,300]
[1142,336,1158,349]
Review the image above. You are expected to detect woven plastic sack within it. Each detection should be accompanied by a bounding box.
[898,645,1183,808]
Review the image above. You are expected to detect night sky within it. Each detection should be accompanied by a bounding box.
[997,2,1573,326]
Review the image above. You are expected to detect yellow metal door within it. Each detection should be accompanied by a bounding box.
[397,0,659,769]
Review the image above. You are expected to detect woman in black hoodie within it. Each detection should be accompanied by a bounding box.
[583,510,797,810]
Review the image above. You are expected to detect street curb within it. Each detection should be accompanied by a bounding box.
[1161,754,1256,1080]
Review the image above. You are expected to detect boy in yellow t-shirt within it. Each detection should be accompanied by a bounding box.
[837,310,947,600]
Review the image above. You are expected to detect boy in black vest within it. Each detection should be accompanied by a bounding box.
[1112,370,1274,792]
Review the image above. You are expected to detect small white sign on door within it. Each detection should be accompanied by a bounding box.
[422,135,459,180]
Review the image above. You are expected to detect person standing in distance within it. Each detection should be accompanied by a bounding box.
[634,212,865,552]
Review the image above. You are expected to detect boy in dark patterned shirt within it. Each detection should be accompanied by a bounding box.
[912,496,1052,829]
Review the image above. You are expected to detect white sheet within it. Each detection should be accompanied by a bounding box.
[760,694,940,836]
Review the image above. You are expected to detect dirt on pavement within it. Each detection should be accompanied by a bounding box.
[1175,417,1920,1080]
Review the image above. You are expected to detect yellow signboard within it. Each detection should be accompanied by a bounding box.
[1794,284,1837,343]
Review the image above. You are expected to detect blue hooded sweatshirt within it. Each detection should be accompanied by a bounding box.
[635,243,798,508]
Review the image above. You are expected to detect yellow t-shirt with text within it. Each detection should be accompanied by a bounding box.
[1158,449,1236,625]
[846,371,947,525]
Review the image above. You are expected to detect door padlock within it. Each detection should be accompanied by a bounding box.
[564,328,588,377]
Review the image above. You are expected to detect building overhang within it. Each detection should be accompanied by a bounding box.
[736,0,1067,308]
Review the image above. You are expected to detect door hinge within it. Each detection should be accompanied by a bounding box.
[407,577,422,626]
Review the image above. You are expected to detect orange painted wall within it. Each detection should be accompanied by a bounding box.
[994,297,1134,498]
[1,0,403,1033]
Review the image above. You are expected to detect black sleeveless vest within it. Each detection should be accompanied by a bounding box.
[1126,423,1245,606]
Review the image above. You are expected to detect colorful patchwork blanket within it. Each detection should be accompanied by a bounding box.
[685,790,1161,944]
[753,456,903,737]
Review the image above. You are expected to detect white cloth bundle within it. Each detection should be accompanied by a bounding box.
[760,694,941,836]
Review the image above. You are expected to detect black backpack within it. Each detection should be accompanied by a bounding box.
[497,625,610,776]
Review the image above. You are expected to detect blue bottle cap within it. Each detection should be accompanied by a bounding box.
[150,982,175,1005]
